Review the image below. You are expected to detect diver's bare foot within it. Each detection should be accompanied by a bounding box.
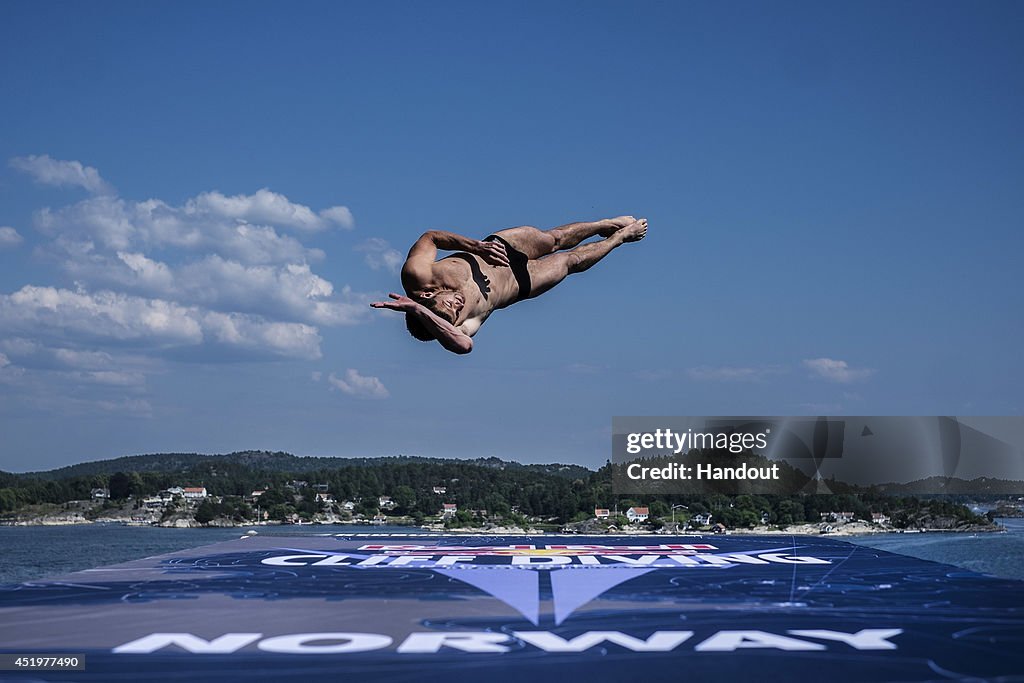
[599,215,636,237]
[620,218,647,242]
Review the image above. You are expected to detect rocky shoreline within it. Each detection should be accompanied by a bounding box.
[1,498,1004,535]
[1,512,1004,536]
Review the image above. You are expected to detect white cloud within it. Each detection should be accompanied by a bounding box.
[2,155,376,410]
[328,369,389,399]
[1,285,202,345]
[37,195,315,264]
[116,251,176,290]
[202,311,322,359]
[174,257,367,326]
[687,365,786,382]
[0,285,322,360]
[802,357,875,383]
[355,238,403,273]
[0,226,23,248]
[188,189,354,232]
[10,154,114,195]
[319,206,355,230]
[65,251,371,327]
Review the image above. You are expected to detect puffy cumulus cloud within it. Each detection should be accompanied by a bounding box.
[116,251,176,291]
[202,311,322,360]
[174,257,367,326]
[1,286,203,345]
[10,154,114,195]
[0,286,321,360]
[802,357,875,383]
[187,188,354,232]
[37,195,313,264]
[328,369,389,399]
[0,226,23,248]
[2,154,379,416]
[686,365,786,382]
[61,251,370,327]
[355,238,403,273]
[319,206,355,230]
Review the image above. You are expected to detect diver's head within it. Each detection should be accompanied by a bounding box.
[419,290,464,324]
[404,289,464,340]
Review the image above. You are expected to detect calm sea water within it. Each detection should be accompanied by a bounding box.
[0,524,414,585]
[846,517,1024,580]
[1,520,1022,585]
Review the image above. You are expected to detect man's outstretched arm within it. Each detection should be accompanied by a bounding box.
[370,293,473,354]
[401,230,510,284]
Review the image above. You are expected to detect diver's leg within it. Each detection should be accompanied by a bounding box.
[525,219,647,298]
[547,216,636,250]
[489,217,636,259]
[487,226,556,260]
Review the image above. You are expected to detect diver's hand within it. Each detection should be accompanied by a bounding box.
[370,293,419,312]
[474,239,511,267]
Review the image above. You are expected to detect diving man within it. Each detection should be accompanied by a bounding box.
[371,217,647,354]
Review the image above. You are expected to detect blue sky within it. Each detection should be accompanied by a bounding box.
[1,1,1021,472]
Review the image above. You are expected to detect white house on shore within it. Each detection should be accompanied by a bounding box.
[821,511,855,523]
[594,508,610,519]
[626,506,649,523]
[441,503,457,519]
[692,513,713,526]
[182,487,208,500]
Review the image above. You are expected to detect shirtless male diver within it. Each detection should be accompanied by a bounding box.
[370,216,648,354]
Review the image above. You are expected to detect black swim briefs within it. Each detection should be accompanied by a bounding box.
[484,234,531,301]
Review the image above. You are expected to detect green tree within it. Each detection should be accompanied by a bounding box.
[194,500,217,525]
[392,485,416,513]
[108,472,132,500]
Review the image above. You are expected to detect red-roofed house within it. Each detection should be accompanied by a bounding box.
[626,506,649,523]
